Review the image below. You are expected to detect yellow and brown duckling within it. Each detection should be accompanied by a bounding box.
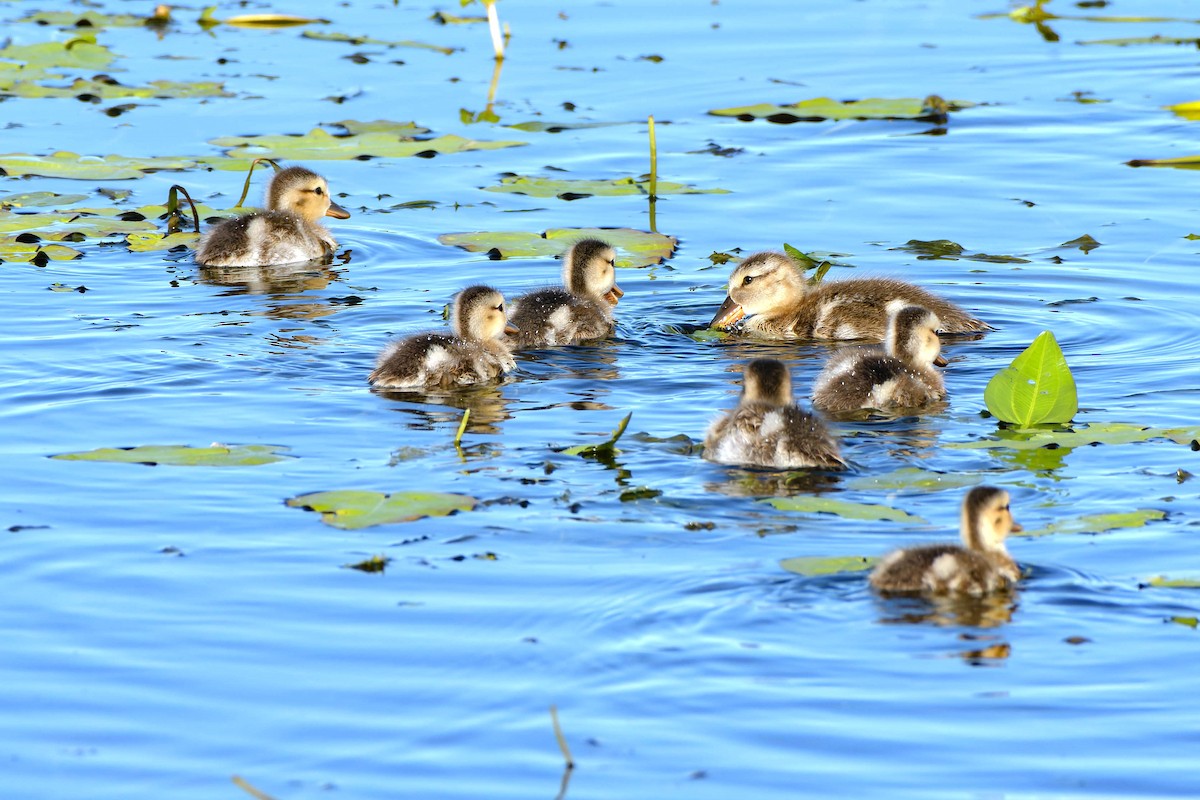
[508,239,624,347]
[368,285,516,390]
[870,486,1023,595]
[704,358,846,470]
[811,304,947,413]
[195,165,350,267]
[709,251,989,340]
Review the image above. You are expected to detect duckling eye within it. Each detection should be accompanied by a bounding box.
[742,275,754,286]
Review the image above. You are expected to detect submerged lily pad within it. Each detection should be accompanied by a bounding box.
[892,239,1031,263]
[1017,509,1166,538]
[3,76,232,101]
[51,444,293,467]
[709,95,973,123]
[948,422,1200,452]
[302,31,456,54]
[482,174,729,199]
[438,228,677,267]
[506,120,628,133]
[984,330,1077,427]
[286,490,476,530]
[209,127,525,161]
[0,152,196,180]
[844,467,980,492]
[779,555,877,577]
[761,496,925,523]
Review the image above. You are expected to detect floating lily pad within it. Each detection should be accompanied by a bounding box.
[0,152,196,180]
[14,10,161,28]
[209,127,525,161]
[125,231,202,252]
[286,490,476,530]
[709,95,973,123]
[482,174,728,199]
[779,555,877,577]
[844,467,980,492]
[326,119,433,137]
[506,120,628,133]
[984,330,1077,427]
[0,36,116,70]
[51,444,293,467]
[0,238,83,262]
[1017,509,1166,538]
[562,412,632,458]
[948,422,1200,452]
[761,496,925,523]
[0,191,88,208]
[302,31,455,54]
[3,76,232,101]
[892,239,1031,263]
[438,228,677,268]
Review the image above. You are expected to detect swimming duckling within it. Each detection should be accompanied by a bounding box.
[195,166,350,267]
[369,285,517,390]
[709,251,989,340]
[811,304,947,413]
[704,358,846,470]
[508,239,624,347]
[869,486,1023,595]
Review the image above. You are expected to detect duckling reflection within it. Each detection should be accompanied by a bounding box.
[704,358,846,470]
[508,239,623,348]
[870,486,1023,595]
[875,592,1017,630]
[375,383,513,437]
[196,166,350,267]
[709,251,989,340]
[812,305,947,413]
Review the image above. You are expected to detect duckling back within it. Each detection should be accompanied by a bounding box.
[869,545,1018,594]
[196,211,335,268]
[800,278,988,339]
[508,287,613,348]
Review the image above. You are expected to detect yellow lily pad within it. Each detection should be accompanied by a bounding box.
[0,239,83,262]
[708,95,974,123]
[51,444,294,467]
[1016,509,1166,538]
[482,174,729,199]
[761,496,925,523]
[0,151,197,180]
[302,31,456,55]
[1144,577,1200,589]
[1164,100,1200,121]
[209,127,525,161]
[286,490,477,530]
[222,13,331,28]
[438,227,677,268]
[779,555,877,577]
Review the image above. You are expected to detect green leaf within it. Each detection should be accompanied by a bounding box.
[562,412,632,458]
[51,444,293,467]
[1016,509,1166,538]
[1168,616,1199,627]
[781,243,819,269]
[760,496,925,523]
[0,151,196,180]
[892,239,1031,263]
[125,231,202,252]
[208,127,525,161]
[708,95,974,122]
[949,422,1200,452]
[286,490,476,529]
[779,555,877,576]
[438,228,677,268]
[0,191,88,208]
[0,237,84,262]
[984,330,1078,426]
[481,174,728,198]
[0,36,116,70]
[2,76,232,100]
[844,467,980,492]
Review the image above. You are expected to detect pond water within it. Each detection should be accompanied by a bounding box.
[2,0,1199,797]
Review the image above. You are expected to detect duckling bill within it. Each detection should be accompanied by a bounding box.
[195,165,350,268]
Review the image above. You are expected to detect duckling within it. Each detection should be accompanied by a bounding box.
[811,304,947,413]
[508,239,624,347]
[195,166,350,267]
[369,285,516,390]
[709,251,989,340]
[704,358,846,470]
[869,486,1023,595]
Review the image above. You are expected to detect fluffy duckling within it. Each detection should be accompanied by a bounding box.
[369,285,516,390]
[811,304,947,413]
[869,486,1023,595]
[508,239,624,347]
[195,166,350,267]
[704,358,846,470]
[709,251,989,340]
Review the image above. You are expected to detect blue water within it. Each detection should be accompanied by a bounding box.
[2,1,1199,797]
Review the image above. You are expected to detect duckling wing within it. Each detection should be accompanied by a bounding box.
[196,211,331,267]
[704,404,843,470]
[369,332,466,389]
[808,278,988,337]
[871,545,1014,594]
[509,288,613,347]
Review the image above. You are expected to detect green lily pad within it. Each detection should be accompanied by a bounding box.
[0,36,116,70]
[779,555,877,577]
[562,412,632,458]
[984,330,1077,427]
[51,444,293,467]
[0,238,83,262]
[209,127,525,161]
[948,422,1200,452]
[301,31,456,54]
[482,174,729,199]
[1017,509,1166,538]
[709,95,974,123]
[14,10,160,28]
[326,119,432,137]
[844,467,980,492]
[0,152,197,180]
[506,120,628,133]
[286,490,476,530]
[0,192,88,208]
[125,231,201,252]
[3,76,232,101]
[761,496,925,523]
[438,228,677,268]
[891,239,1031,263]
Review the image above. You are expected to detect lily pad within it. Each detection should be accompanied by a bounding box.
[948,422,1200,452]
[14,10,161,28]
[482,174,728,199]
[0,152,196,180]
[326,119,433,137]
[222,13,331,28]
[3,76,232,101]
[0,238,84,262]
[709,95,973,123]
[1,192,88,208]
[562,412,632,458]
[1017,509,1166,538]
[438,228,677,268]
[302,31,456,54]
[779,555,877,577]
[125,231,202,252]
[286,489,476,530]
[761,496,925,523]
[506,120,628,133]
[209,127,525,161]
[0,36,116,70]
[51,444,293,467]
[984,330,1077,427]
[892,239,1031,263]
[844,467,980,492]
[1126,154,1200,170]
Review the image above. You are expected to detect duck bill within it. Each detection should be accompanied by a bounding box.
[325,201,351,220]
[934,354,949,367]
[709,295,745,329]
[504,323,520,335]
[603,284,624,305]
[1009,520,1023,533]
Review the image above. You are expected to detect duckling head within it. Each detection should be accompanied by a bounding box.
[452,284,516,342]
[710,251,807,329]
[266,166,351,223]
[563,239,623,305]
[740,358,793,406]
[886,303,946,368]
[960,485,1022,554]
